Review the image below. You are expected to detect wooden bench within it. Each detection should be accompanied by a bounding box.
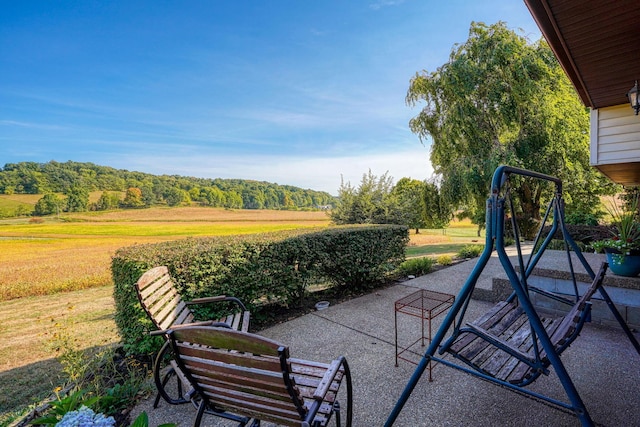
[135,266,251,407]
[445,262,608,386]
[165,325,353,427]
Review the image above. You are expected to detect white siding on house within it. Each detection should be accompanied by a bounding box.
[590,105,640,165]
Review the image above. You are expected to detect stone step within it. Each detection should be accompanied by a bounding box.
[484,251,640,329]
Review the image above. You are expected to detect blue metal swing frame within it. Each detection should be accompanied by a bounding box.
[385,165,640,427]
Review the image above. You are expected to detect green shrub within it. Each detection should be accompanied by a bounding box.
[541,224,614,244]
[112,225,409,354]
[313,226,409,291]
[457,244,484,259]
[565,211,602,226]
[399,257,434,277]
[589,240,607,254]
[436,254,453,266]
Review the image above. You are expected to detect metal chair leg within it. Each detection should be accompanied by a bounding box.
[193,401,207,427]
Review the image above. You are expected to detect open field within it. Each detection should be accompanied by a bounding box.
[0,207,333,422]
[0,207,330,301]
[0,209,481,422]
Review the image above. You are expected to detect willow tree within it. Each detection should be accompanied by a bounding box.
[407,22,613,234]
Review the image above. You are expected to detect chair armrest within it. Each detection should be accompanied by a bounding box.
[186,296,248,311]
[313,356,346,401]
[186,295,227,304]
[528,286,575,306]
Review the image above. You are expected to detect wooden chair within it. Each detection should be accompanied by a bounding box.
[162,325,353,427]
[135,266,251,408]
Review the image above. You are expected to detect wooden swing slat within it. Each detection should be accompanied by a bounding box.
[446,262,608,385]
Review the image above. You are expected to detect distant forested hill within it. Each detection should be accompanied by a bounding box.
[0,161,335,214]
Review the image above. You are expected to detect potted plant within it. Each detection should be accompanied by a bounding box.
[594,195,640,277]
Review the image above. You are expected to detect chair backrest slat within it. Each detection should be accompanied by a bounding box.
[170,326,307,426]
[138,271,172,299]
[202,388,300,415]
[137,266,169,291]
[172,326,282,356]
[155,299,190,329]
[203,393,303,427]
[173,302,195,325]
[136,267,196,330]
[185,361,288,400]
[190,369,292,400]
[178,344,283,372]
[143,280,178,310]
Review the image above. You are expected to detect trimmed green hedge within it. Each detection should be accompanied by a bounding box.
[112,225,408,354]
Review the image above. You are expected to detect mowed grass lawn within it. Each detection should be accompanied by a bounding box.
[406,220,484,258]
[0,207,481,422]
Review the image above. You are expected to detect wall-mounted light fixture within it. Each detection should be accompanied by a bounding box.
[627,81,640,115]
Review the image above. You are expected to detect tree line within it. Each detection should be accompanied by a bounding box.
[0,161,336,216]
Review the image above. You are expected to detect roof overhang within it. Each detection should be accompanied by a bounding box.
[524,0,640,110]
[524,0,640,186]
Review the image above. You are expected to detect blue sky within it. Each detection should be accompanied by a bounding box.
[1,1,540,195]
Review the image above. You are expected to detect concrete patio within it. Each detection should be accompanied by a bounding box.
[131,248,640,426]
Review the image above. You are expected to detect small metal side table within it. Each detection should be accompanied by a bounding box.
[394,289,455,381]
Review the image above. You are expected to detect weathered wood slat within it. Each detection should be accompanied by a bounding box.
[140,273,173,301]
[182,357,285,386]
[447,303,564,383]
[241,311,251,332]
[291,364,345,384]
[192,372,292,399]
[447,263,608,385]
[201,383,296,409]
[179,344,283,372]
[202,392,302,426]
[173,328,281,356]
[157,299,189,330]
[448,301,512,353]
[168,325,351,427]
[313,359,342,401]
[230,312,242,330]
[498,317,558,382]
[481,318,540,377]
[145,285,178,315]
[471,314,530,370]
[137,266,169,291]
[174,304,194,326]
[169,359,195,399]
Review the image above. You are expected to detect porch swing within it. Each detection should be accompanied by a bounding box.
[386,166,640,427]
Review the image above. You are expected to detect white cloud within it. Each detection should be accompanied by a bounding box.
[369,0,406,11]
